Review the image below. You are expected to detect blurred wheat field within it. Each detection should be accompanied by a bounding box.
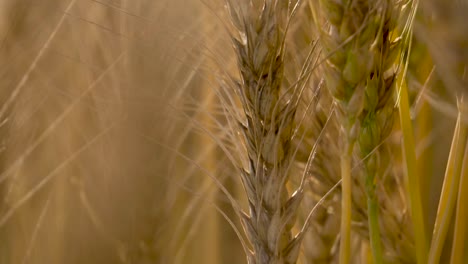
[0,1,467,264]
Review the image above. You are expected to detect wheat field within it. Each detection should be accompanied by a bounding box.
[0,0,466,264]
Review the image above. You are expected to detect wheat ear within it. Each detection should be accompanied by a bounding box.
[356,2,404,263]
[225,1,305,263]
[317,0,405,262]
[318,0,373,262]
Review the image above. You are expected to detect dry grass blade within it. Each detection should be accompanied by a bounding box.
[428,100,468,264]
[450,116,468,263]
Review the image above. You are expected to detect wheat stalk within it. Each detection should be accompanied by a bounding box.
[316,0,377,262]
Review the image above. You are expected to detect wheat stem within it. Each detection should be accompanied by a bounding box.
[367,197,382,264]
[339,138,354,264]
